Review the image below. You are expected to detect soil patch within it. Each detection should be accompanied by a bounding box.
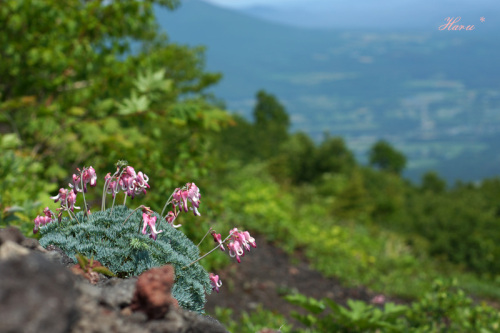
[205,237,406,321]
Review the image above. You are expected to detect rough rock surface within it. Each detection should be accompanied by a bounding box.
[0,252,78,333]
[0,227,228,333]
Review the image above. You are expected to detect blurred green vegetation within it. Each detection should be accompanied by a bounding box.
[282,279,500,332]
[215,280,500,332]
[2,0,500,331]
[1,0,229,235]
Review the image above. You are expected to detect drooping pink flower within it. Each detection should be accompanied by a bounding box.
[43,207,53,218]
[113,166,150,199]
[121,176,135,198]
[242,231,257,249]
[105,173,119,198]
[67,191,80,212]
[105,166,150,200]
[84,166,97,189]
[226,228,256,263]
[142,213,163,240]
[212,232,225,251]
[187,183,201,209]
[228,241,244,263]
[135,172,150,191]
[70,166,98,193]
[209,273,222,293]
[50,188,68,203]
[165,211,181,228]
[131,171,149,198]
[173,188,189,212]
[172,183,202,216]
[33,215,53,234]
[125,166,137,179]
[70,173,81,193]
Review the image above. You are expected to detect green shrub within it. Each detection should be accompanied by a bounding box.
[0,146,55,235]
[285,293,406,332]
[39,205,210,312]
[284,280,500,332]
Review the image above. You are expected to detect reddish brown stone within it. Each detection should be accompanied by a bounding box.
[130,265,179,320]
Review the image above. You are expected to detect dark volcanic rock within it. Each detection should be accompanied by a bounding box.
[99,277,138,308]
[44,244,75,267]
[0,226,25,245]
[147,308,229,333]
[21,237,41,250]
[0,252,78,333]
[0,227,229,333]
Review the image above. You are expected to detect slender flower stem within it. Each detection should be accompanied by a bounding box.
[182,245,220,269]
[101,173,113,211]
[109,191,118,216]
[122,205,144,226]
[101,167,121,211]
[66,210,75,222]
[197,227,213,247]
[109,168,126,216]
[65,206,79,224]
[80,170,88,218]
[123,194,127,206]
[183,233,232,269]
[160,193,174,218]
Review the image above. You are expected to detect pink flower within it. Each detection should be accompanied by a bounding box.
[209,273,222,293]
[165,211,181,228]
[228,241,244,263]
[172,183,202,216]
[33,215,52,234]
[67,191,80,211]
[135,172,150,191]
[131,171,150,198]
[242,231,257,249]
[125,166,137,179]
[187,183,201,215]
[84,166,97,189]
[142,213,163,240]
[50,188,79,211]
[43,207,53,218]
[109,166,150,199]
[105,173,119,198]
[173,188,189,212]
[70,166,97,193]
[50,188,68,203]
[371,295,386,305]
[212,232,225,251]
[70,173,81,193]
[226,228,256,262]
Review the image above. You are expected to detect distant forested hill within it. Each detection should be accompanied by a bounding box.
[156,0,500,183]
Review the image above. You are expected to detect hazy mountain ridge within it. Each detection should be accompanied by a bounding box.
[215,0,500,30]
[157,0,500,182]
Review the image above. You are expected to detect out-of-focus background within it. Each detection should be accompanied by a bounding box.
[2,0,500,331]
[160,0,500,183]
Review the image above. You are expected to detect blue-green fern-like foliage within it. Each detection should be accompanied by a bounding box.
[39,205,211,313]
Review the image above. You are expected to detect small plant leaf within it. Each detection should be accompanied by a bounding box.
[76,253,89,269]
[284,293,325,314]
[92,266,116,277]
